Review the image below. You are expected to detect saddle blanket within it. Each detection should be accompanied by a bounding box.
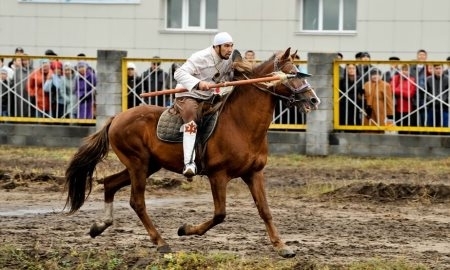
[156,109,219,143]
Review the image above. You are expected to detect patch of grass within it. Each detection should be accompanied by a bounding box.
[0,243,432,270]
[0,244,127,270]
[347,257,428,270]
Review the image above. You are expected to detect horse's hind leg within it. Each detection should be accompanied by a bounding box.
[90,169,130,238]
[242,171,295,258]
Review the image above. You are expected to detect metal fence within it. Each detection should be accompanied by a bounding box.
[0,55,307,129]
[334,60,450,134]
[8,54,449,135]
[0,54,97,124]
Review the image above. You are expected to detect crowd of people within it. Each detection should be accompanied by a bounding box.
[0,47,97,119]
[338,49,450,130]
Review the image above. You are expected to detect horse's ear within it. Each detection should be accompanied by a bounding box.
[282,47,291,60]
[290,50,298,60]
[232,50,242,62]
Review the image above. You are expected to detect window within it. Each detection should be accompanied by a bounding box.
[301,0,356,32]
[166,0,218,30]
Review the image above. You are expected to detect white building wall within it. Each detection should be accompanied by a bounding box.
[0,0,449,61]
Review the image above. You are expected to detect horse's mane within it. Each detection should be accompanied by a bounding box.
[232,60,253,79]
[252,54,277,76]
[232,53,278,80]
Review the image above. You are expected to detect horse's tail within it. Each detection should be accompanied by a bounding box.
[64,117,114,214]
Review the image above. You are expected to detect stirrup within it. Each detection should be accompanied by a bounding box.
[183,163,197,177]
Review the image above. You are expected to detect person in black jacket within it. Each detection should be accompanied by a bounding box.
[339,63,365,126]
[126,62,142,109]
[425,64,450,127]
[141,56,168,107]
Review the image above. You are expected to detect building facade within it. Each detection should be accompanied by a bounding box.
[0,0,449,61]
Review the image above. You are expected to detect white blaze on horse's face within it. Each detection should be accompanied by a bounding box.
[294,78,320,113]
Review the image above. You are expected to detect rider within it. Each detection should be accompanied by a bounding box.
[174,32,235,177]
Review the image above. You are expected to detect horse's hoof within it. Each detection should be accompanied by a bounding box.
[89,221,111,238]
[89,224,102,238]
[278,247,296,258]
[157,244,172,254]
[177,224,188,236]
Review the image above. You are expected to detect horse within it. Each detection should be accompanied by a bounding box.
[64,47,320,258]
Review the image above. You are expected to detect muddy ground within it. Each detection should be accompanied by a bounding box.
[0,153,449,269]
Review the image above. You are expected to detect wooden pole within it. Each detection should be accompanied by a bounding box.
[139,73,293,97]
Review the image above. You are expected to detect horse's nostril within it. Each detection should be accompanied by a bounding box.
[310,97,320,105]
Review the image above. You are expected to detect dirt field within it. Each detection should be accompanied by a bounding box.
[0,148,449,269]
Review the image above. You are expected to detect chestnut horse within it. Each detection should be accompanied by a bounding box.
[65,48,320,258]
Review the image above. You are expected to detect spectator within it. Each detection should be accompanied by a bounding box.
[336,52,345,80]
[27,59,54,117]
[244,50,257,66]
[44,61,70,118]
[391,64,417,128]
[410,49,430,126]
[126,62,142,109]
[383,56,400,83]
[1,58,14,81]
[339,63,365,126]
[444,56,450,77]
[45,49,58,56]
[74,61,97,119]
[61,62,77,118]
[141,56,168,107]
[357,52,375,85]
[1,68,13,116]
[164,62,181,107]
[7,47,25,70]
[166,62,181,89]
[425,64,450,127]
[12,54,34,117]
[363,69,394,127]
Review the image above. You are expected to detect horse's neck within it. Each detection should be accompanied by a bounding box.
[221,85,275,137]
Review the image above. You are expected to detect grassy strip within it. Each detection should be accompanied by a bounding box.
[0,244,428,270]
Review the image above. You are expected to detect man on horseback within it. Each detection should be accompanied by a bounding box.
[174,32,235,177]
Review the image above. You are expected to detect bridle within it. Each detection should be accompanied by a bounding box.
[256,56,313,107]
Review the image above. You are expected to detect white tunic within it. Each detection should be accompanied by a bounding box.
[174,46,233,100]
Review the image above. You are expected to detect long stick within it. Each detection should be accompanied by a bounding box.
[139,73,294,97]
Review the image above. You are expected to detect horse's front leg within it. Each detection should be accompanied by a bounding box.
[178,175,228,236]
[90,170,130,238]
[243,170,295,258]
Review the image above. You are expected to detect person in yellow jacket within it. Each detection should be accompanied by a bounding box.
[363,68,394,127]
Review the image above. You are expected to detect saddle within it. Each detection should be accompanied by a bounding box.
[156,86,234,143]
[157,109,218,143]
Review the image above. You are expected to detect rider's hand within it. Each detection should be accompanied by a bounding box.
[197,81,211,90]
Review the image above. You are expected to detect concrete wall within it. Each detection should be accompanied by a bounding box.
[0,124,95,147]
[1,0,449,60]
[2,124,450,158]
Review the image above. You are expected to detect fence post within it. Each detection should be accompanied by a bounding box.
[95,50,127,131]
[305,52,335,156]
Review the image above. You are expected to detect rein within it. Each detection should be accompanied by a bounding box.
[247,57,312,107]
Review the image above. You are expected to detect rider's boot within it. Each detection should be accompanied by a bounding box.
[182,120,197,177]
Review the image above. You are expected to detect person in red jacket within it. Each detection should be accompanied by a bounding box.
[27,59,53,117]
[391,64,417,128]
